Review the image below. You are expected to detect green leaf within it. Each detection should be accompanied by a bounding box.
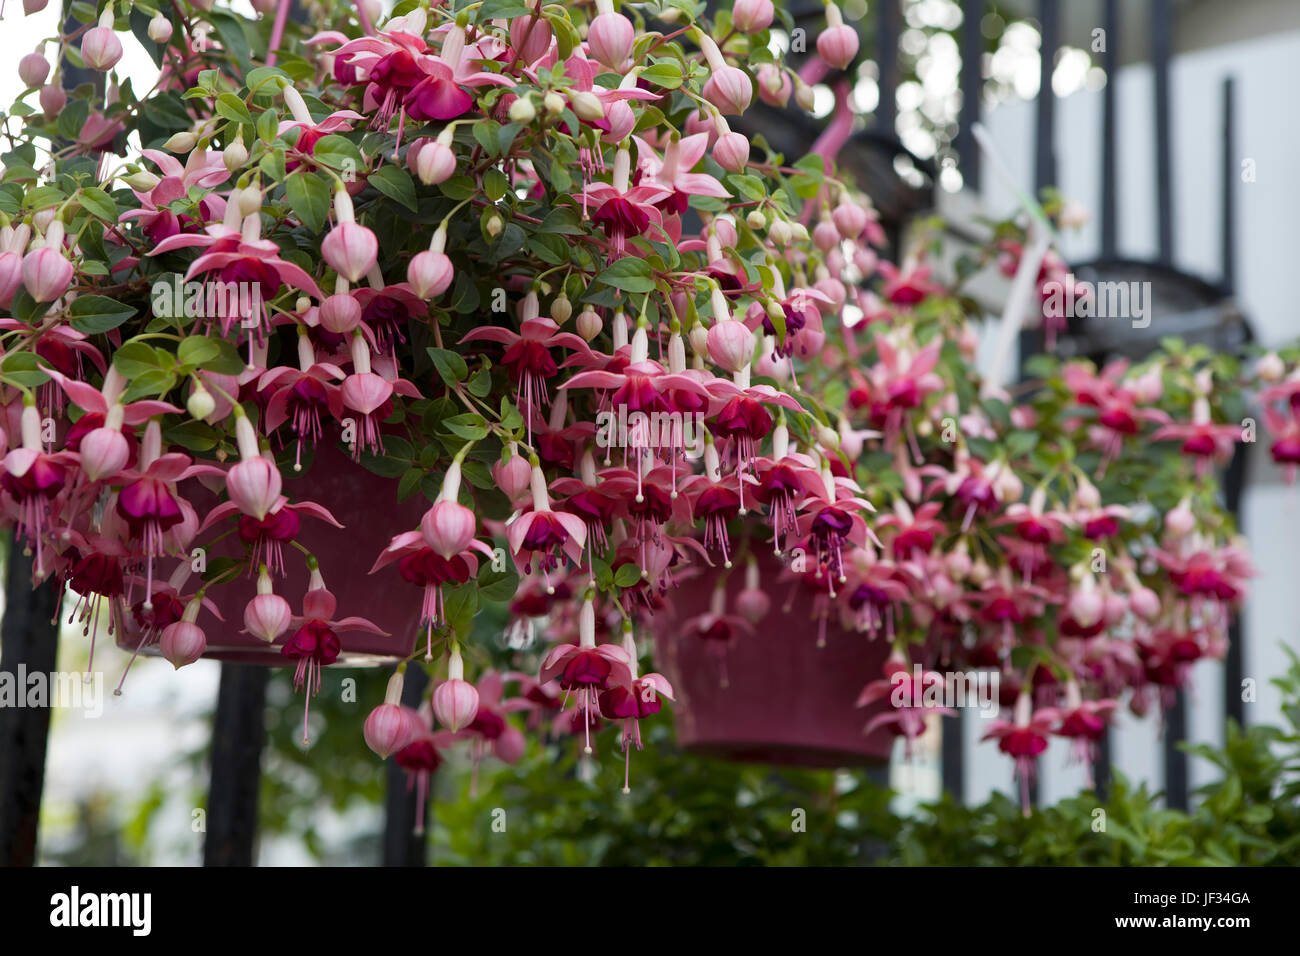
[614,563,643,588]
[484,167,509,202]
[285,169,330,233]
[215,92,254,125]
[596,257,655,294]
[21,186,64,212]
[398,467,424,502]
[478,565,518,602]
[428,348,468,385]
[641,60,684,90]
[114,341,168,379]
[69,295,136,335]
[442,413,490,441]
[310,134,364,171]
[439,175,475,201]
[444,582,480,636]
[477,0,532,24]
[467,367,493,398]
[472,119,503,157]
[1,352,51,388]
[257,107,279,145]
[177,335,222,367]
[77,187,118,222]
[367,165,418,212]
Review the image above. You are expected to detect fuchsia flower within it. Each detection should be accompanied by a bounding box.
[597,627,674,792]
[364,672,427,758]
[539,595,633,754]
[582,144,672,259]
[1150,395,1242,477]
[857,653,954,758]
[282,565,387,744]
[982,691,1056,815]
[118,148,229,243]
[507,462,588,583]
[461,316,591,438]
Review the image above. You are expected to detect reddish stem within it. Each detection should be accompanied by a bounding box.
[267,0,293,67]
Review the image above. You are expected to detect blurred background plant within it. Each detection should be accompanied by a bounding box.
[71,647,1298,866]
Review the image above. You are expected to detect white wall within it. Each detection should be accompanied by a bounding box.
[962,26,1300,805]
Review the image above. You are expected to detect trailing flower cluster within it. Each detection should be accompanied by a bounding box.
[0,0,1291,806]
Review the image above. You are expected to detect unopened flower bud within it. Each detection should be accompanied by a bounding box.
[163,130,198,153]
[148,13,173,43]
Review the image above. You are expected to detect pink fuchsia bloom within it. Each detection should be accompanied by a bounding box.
[225,415,282,521]
[159,596,207,669]
[370,531,476,659]
[243,567,293,642]
[1044,682,1117,778]
[793,460,878,589]
[1150,397,1242,477]
[981,691,1055,816]
[713,131,751,173]
[407,24,514,122]
[432,646,479,731]
[460,316,591,437]
[322,222,378,284]
[18,50,50,88]
[817,6,859,70]
[336,332,421,459]
[587,11,634,71]
[81,16,123,71]
[597,627,674,793]
[283,565,388,743]
[113,421,215,594]
[276,84,364,170]
[681,582,756,687]
[364,672,425,757]
[857,653,956,758]
[118,147,229,244]
[732,0,775,32]
[632,132,730,217]
[539,595,634,754]
[258,330,346,470]
[582,145,672,259]
[42,366,178,478]
[507,462,588,582]
[875,261,942,306]
[412,137,458,185]
[321,189,377,284]
[22,223,74,303]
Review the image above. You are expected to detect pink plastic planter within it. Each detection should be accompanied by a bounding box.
[118,440,426,665]
[650,554,895,768]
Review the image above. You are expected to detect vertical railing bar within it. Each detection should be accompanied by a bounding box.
[1034,0,1059,194]
[1099,0,1119,259]
[1152,0,1174,265]
[1163,690,1189,811]
[956,0,984,191]
[876,0,900,136]
[382,666,431,865]
[203,664,269,866]
[0,536,62,866]
[940,712,965,802]
[1220,77,1236,295]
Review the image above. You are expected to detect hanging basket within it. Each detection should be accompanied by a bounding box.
[116,439,426,665]
[650,553,894,768]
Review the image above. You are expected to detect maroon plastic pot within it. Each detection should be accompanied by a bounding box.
[650,554,894,768]
[118,440,426,665]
